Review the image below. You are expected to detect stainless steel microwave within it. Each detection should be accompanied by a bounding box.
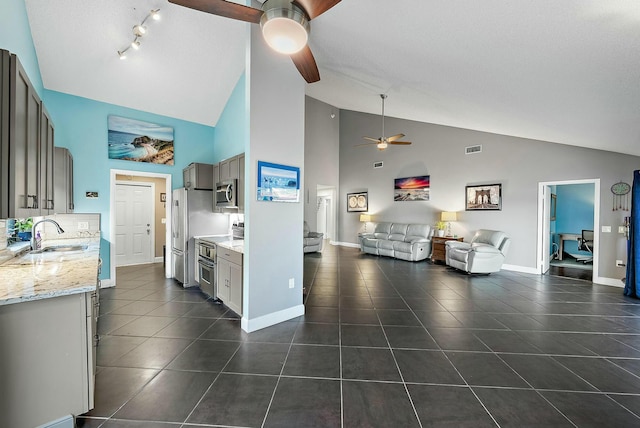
[215,179,237,208]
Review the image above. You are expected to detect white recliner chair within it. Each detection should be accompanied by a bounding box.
[303,221,324,253]
[445,229,511,274]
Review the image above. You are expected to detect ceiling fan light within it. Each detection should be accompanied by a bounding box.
[260,6,309,54]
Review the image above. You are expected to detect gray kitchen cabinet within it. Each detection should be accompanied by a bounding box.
[183,162,213,190]
[237,153,245,212]
[217,247,243,315]
[0,49,56,218]
[40,105,55,214]
[0,291,96,428]
[53,147,74,213]
[219,155,239,181]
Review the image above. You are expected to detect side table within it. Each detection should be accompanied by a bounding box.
[431,236,463,263]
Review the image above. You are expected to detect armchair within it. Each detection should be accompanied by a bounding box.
[575,229,594,263]
[303,221,324,253]
[445,229,511,274]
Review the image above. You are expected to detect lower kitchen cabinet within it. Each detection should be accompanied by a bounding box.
[217,247,243,316]
[0,292,96,428]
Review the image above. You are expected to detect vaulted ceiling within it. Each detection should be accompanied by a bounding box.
[25,0,640,156]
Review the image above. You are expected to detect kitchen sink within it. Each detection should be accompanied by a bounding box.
[31,244,89,254]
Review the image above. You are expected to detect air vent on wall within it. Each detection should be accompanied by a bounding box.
[465,145,482,154]
[373,161,384,168]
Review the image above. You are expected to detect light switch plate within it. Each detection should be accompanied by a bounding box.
[77,222,89,230]
[161,218,166,224]
[602,226,611,233]
[618,226,626,234]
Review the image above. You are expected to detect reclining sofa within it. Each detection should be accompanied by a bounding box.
[445,229,511,274]
[360,222,431,262]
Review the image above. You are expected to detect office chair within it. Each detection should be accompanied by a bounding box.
[576,229,594,263]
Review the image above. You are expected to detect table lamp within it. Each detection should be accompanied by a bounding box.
[441,211,457,236]
[360,214,372,233]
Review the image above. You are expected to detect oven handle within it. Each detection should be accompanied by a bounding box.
[198,258,216,269]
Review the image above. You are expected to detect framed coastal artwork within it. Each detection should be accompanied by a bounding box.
[257,161,300,203]
[394,175,430,201]
[347,192,368,212]
[465,183,502,210]
[108,115,174,165]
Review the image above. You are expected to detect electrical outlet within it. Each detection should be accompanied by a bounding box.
[77,221,89,230]
[289,278,294,289]
[602,226,611,233]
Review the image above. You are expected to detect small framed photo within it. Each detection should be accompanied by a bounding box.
[160,193,166,202]
[465,184,502,211]
[347,192,368,212]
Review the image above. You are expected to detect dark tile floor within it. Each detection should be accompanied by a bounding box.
[77,244,640,427]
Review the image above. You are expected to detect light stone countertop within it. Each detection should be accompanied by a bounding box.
[0,237,101,306]
[197,235,244,254]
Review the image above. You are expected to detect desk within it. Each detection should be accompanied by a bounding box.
[557,233,580,260]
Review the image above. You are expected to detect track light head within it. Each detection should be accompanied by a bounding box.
[118,50,127,60]
[150,9,161,20]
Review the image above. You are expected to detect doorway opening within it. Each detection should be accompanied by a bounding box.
[110,169,172,284]
[316,185,336,244]
[537,179,599,281]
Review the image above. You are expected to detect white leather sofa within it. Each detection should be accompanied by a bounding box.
[445,229,511,274]
[360,222,431,262]
[303,221,323,253]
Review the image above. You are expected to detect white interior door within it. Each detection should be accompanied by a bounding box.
[115,182,154,267]
[542,185,551,274]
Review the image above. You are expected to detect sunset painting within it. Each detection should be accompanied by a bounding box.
[394,175,430,201]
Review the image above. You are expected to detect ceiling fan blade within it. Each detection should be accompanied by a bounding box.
[389,141,412,145]
[386,133,405,142]
[293,0,341,19]
[290,45,320,83]
[363,136,381,143]
[354,142,380,147]
[169,0,263,23]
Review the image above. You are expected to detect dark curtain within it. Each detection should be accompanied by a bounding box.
[624,170,640,298]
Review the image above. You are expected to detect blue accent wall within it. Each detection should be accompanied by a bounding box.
[213,73,248,161]
[1,0,44,94]
[43,90,215,279]
[556,183,594,255]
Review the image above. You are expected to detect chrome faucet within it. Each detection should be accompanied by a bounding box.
[31,219,65,250]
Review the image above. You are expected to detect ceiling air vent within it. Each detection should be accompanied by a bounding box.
[373,161,384,169]
[465,145,482,155]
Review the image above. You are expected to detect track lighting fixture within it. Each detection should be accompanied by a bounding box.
[117,9,160,60]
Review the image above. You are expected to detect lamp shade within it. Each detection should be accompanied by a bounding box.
[359,214,372,222]
[441,211,457,222]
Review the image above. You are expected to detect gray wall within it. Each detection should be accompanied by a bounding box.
[244,25,305,330]
[304,97,340,230]
[337,109,638,280]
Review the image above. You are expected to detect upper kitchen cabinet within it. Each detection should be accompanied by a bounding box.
[213,153,245,212]
[183,162,213,190]
[0,50,55,218]
[238,153,245,212]
[53,147,74,213]
[219,155,239,181]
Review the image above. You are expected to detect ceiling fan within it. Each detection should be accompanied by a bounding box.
[356,94,412,150]
[168,0,341,83]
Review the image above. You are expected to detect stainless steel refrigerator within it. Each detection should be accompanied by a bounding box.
[171,188,227,286]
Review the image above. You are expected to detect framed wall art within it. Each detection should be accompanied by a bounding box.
[257,161,300,202]
[550,193,557,221]
[465,183,502,210]
[108,115,174,165]
[394,175,430,201]
[347,192,368,212]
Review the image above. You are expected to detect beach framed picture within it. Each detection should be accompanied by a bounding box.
[465,183,502,210]
[108,115,174,164]
[257,161,300,203]
[394,175,430,201]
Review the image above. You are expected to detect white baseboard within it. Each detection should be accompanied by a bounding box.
[335,241,360,248]
[593,276,625,288]
[154,256,163,263]
[241,304,305,333]
[502,264,539,274]
[100,278,115,288]
[37,414,73,428]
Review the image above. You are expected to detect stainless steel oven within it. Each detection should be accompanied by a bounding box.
[198,241,216,298]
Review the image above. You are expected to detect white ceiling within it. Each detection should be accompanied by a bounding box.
[25,0,640,156]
